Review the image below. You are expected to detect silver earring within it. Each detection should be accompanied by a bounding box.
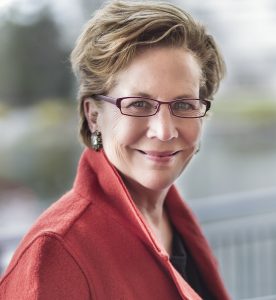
[91,130,102,151]
[195,143,201,154]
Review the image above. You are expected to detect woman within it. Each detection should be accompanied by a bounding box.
[0,1,229,299]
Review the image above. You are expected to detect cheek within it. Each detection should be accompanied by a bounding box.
[99,110,144,147]
[182,120,202,145]
[118,119,146,145]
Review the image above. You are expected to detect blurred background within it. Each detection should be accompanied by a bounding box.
[0,0,276,299]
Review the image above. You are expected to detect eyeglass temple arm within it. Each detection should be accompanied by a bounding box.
[93,95,117,105]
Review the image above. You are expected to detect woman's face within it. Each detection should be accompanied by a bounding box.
[85,47,203,192]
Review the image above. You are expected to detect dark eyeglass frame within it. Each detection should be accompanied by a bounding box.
[93,95,211,118]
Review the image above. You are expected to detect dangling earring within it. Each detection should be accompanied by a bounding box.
[195,142,201,154]
[91,130,103,151]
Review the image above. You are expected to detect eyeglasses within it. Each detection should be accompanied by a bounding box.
[93,95,211,118]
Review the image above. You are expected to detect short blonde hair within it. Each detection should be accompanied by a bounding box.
[71,0,226,147]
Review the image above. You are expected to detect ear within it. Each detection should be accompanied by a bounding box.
[83,97,100,133]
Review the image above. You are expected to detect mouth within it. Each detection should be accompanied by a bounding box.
[137,150,180,157]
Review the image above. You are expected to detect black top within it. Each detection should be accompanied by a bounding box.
[169,229,215,299]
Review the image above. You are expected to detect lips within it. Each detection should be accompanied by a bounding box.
[137,150,180,157]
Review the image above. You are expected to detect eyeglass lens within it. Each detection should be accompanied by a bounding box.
[120,97,206,118]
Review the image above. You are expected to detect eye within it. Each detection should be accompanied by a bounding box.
[122,98,156,110]
[129,100,150,108]
[172,100,195,111]
[120,97,158,116]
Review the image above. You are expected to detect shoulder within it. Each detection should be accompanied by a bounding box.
[0,190,97,298]
[18,189,95,245]
[0,232,92,299]
[37,190,94,235]
[8,189,95,260]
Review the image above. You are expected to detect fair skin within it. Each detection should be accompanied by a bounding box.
[84,47,203,255]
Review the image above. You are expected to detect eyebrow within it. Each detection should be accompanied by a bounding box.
[130,91,198,100]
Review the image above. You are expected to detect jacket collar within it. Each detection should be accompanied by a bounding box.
[73,148,230,299]
[73,148,164,254]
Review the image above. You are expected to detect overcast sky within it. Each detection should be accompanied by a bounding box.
[1,0,275,54]
[1,0,275,95]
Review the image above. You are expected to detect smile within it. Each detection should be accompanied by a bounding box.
[136,149,180,162]
[138,150,179,157]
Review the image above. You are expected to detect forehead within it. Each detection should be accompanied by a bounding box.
[110,47,202,98]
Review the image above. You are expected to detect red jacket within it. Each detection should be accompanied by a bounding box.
[0,149,230,299]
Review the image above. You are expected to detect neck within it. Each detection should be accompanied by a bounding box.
[123,176,168,223]
[121,176,173,255]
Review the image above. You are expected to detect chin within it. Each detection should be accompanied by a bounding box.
[138,176,177,192]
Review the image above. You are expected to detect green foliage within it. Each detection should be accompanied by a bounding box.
[213,95,276,122]
[0,101,82,199]
[0,8,74,106]
[0,102,10,117]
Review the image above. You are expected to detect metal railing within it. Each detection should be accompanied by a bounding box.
[0,229,26,275]
[189,187,276,300]
[242,296,276,300]
[1,187,276,299]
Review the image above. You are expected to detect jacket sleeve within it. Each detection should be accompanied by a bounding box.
[0,234,91,300]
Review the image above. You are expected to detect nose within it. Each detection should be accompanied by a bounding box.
[147,104,178,141]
